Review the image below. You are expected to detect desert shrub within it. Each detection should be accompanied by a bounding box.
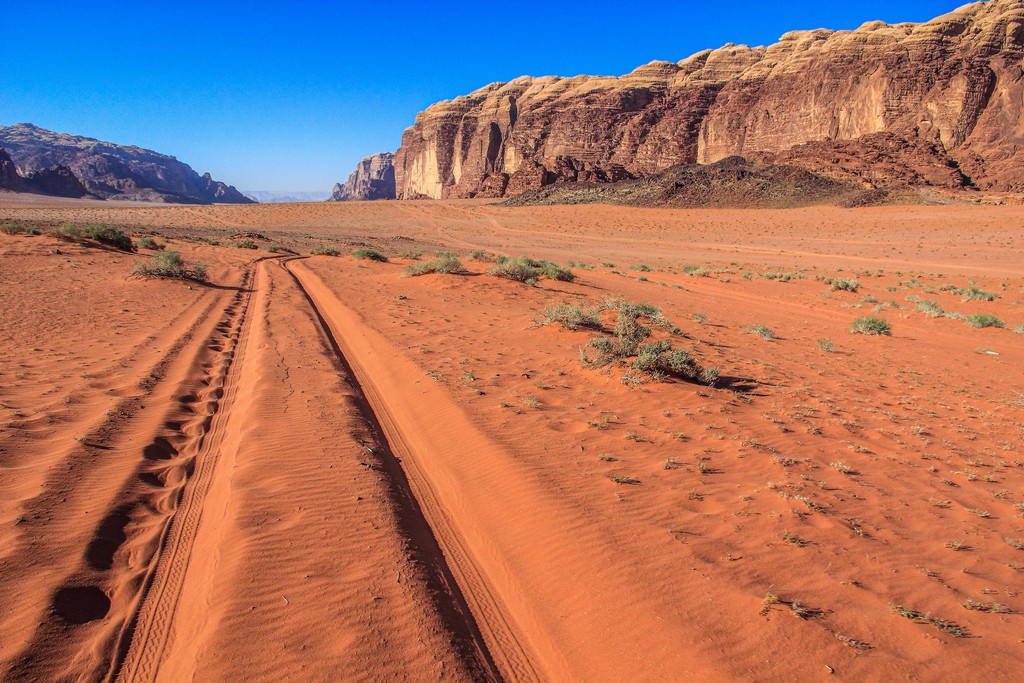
[234,239,258,249]
[310,244,340,256]
[576,301,713,385]
[629,264,653,272]
[489,256,574,285]
[957,286,995,302]
[52,224,84,241]
[850,316,892,335]
[133,250,207,282]
[818,338,835,352]
[1,221,27,235]
[353,247,387,261]
[470,249,501,262]
[404,255,463,276]
[82,224,134,251]
[965,313,1004,329]
[914,300,944,317]
[682,265,708,277]
[542,303,602,331]
[748,325,775,341]
[137,236,165,250]
[1012,324,1024,334]
[829,277,860,292]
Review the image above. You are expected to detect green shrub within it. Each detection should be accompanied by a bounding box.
[1012,324,1024,334]
[489,256,574,284]
[914,300,944,317]
[965,314,1004,329]
[850,316,892,335]
[629,264,652,272]
[310,244,340,256]
[83,224,134,251]
[0,221,27,235]
[682,265,708,277]
[576,301,713,385]
[234,239,259,249]
[137,237,165,250]
[133,250,207,281]
[353,247,387,262]
[829,278,860,292]
[958,286,995,302]
[470,249,501,262]
[748,325,775,341]
[818,338,834,352]
[542,303,602,331]
[404,256,463,276]
[52,224,84,241]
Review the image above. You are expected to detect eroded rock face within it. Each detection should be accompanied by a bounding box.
[0,146,92,198]
[0,124,253,204]
[395,0,1024,198]
[330,152,396,201]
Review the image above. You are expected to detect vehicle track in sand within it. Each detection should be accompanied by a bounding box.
[113,256,506,682]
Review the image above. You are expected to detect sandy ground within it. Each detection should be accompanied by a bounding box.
[1,198,1023,681]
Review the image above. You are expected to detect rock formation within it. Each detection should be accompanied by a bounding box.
[395,0,1024,199]
[330,152,396,201]
[0,147,92,198]
[0,123,253,204]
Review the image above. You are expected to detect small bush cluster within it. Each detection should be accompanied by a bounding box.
[234,239,259,249]
[470,249,502,262]
[827,277,860,292]
[850,316,892,335]
[404,255,464,276]
[957,286,995,302]
[965,313,1004,329]
[133,250,207,282]
[914,299,944,317]
[575,302,718,386]
[352,247,387,261]
[489,256,574,285]
[137,236,165,250]
[1,221,37,235]
[682,265,708,277]
[50,223,134,251]
[310,244,340,256]
[541,303,602,331]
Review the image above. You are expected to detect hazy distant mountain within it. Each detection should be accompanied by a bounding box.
[0,123,253,204]
[242,190,331,203]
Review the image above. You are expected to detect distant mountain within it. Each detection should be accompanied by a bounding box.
[330,152,395,201]
[242,190,331,204]
[0,146,93,198]
[0,123,252,204]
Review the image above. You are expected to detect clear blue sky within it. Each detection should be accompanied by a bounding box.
[1,1,962,192]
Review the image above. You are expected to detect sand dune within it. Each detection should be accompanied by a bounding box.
[1,199,1022,681]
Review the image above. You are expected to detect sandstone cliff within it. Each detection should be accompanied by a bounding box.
[0,147,92,198]
[330,152,396,201]
[395,0,1024,199]
[0,123,253,204]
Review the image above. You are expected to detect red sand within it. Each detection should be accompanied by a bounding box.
[1,199,1023,681]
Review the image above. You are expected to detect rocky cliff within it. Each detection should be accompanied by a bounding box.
[0,147,92,198]
[330,152,396,201]
[395,0,1024,199]
[0,123,253,204]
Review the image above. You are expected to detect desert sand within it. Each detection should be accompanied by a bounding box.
[1,198,1023,681]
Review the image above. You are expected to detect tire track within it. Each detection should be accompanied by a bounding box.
[107,258,269,683]
[281,257,533,683]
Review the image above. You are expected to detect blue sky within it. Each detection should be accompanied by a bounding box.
[1,1,962,192]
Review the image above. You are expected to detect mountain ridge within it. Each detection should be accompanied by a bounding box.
[0,123,253,204]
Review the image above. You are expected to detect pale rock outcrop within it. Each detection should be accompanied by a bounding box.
[330,152,396,201]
